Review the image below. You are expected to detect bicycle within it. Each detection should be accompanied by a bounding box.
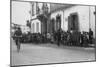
[14,36,22,52]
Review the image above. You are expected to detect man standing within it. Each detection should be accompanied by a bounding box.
[89,28,93,44]
[70,28,74,46]
[57,29,61,46]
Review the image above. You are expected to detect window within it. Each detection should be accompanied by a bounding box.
[36,22,39,33]
[32,23,35,33]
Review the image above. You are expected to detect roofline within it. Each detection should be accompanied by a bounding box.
[50,5,75,14]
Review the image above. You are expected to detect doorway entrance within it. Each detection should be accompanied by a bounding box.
[68,13,79,31]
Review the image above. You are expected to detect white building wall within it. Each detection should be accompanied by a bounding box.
[64,6,89,32]
[50,11,64,29]
[50,5,95,38]
[20,26,30,34]
[31,19,41,33]
[89,6,96,38]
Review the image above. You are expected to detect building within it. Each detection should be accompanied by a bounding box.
[11,23,30,34]
[20,25,30,34]
[49,4,96,38]
[30,2,50,34]
[30,2,96,38]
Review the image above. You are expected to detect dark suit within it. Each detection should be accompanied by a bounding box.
[57,29,61,46]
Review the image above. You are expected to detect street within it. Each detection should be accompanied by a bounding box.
[11,39,95,66]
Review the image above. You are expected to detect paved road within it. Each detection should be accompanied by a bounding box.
[11,39,95,66]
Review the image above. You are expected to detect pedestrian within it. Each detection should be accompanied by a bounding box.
[57,29,61,46]
[89,28,93,44]
[70,28,74,46]
[66,31,71,46]
[14,27,22,52]
[80,32,84,46]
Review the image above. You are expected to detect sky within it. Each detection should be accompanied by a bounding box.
[11,1,50,26]
[12,1,30,25]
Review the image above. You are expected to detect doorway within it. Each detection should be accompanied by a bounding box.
[68,13,79,31]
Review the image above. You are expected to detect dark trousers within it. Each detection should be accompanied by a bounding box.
[57,39,60,46]
[15,38,21,47]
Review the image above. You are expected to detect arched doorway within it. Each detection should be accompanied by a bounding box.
[37,14,48,34]
[31,19,41,33]
[31,23,35,33]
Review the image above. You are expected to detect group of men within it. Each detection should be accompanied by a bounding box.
[54,28,94,47]
[13,27,94,52]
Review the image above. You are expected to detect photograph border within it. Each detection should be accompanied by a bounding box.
[10,0,96,67]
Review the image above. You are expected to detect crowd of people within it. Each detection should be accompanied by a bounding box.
[12,27,95,48]
[51,28,94,47]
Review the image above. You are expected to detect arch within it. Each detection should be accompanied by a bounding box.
[31,19,41,33]
[31,22,35,33]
